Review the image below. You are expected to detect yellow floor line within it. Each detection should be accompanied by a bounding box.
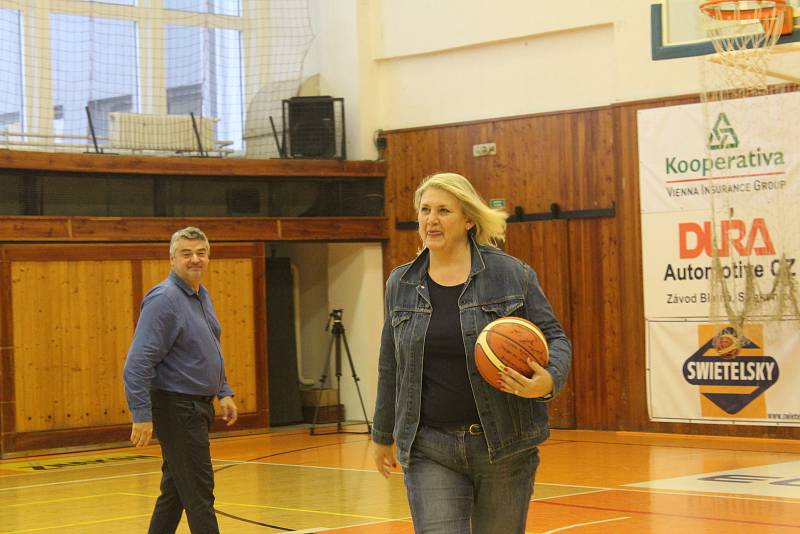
[3,513,152,534]
[1,493,113,508]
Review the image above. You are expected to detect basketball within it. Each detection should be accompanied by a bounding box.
[474,317,549,389]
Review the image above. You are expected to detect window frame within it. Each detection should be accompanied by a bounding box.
[0,0,259,150]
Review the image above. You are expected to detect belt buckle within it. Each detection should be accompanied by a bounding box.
[468,423,482,435]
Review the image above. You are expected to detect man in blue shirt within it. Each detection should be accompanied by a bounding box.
[123,226,237,534]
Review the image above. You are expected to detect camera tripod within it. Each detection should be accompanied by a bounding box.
[310,309,372,435]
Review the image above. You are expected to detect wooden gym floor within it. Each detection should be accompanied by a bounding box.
[1,427,799,533]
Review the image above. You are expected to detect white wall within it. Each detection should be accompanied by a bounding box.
[308,0,727,157]
[274,241,383,423]
[279,243,331,387]
[327,242,384,423]
[313,0,381,160]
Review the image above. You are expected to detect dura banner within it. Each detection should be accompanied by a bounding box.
[638,92,800,426]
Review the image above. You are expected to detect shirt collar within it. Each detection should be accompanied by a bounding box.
[400,235,487,285]
[168,270,205,297]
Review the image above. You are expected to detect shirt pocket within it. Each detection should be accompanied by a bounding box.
[390,310,415,356]
[480,298,524,320]
[391,310,414,328]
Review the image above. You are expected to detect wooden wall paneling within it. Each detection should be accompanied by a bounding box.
[469,123,498,189]
[571,109,616,209]
[251,252,269,428]
[205,259,258,415]
[494,114,565,216]
[506,221,576,428]
[0,217,71,240]
[383,231,420,281]
[131,260,143,327]
[278,217,385,240]
[566,217,625,430]
[383,130,440,277]
[612,103,649,433]
[0,255,15,456]
[0,216,391,243]
[491,118,539,212]
[1,242,269,456]
[139,260,170,296]
[0,148,386,177]
[0,243,262,262]
[69,218,281,242]
[11,260,135,432]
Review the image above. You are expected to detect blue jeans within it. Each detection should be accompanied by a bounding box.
[403,425,539,534]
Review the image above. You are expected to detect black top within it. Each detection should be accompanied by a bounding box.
[419,274,481,427]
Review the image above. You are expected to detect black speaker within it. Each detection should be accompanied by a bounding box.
[282,96,345,159]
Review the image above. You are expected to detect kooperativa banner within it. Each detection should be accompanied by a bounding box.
[638,92,800,426]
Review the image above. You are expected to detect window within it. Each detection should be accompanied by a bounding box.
[2,1,310,156]
[0,10,23,137]
[50,14,138,142]
[166,25,244,150]
[165,0,241,16]
[78,0,137,5]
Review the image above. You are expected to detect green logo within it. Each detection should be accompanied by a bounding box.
[708,113,739,150]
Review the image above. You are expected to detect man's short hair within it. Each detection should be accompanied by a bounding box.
[169,227,210,256]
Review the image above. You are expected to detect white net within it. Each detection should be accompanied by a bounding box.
[0,0,314,158]
[699,0,800,349]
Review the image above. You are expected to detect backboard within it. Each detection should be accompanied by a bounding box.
[652,0,800,60]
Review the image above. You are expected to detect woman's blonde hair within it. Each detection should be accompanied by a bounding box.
[414,172,508,247]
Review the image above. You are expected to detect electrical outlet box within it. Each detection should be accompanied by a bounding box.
[472,142,496,157]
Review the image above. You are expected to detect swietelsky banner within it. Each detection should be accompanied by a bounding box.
[638,92,800,426]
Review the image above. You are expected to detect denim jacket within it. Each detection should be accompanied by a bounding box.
[371,238,572,466]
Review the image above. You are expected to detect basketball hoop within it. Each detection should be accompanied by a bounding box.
[699,0,787,98]
[697,0,800,350]
[700,0,784,20]
[700,0,788,55]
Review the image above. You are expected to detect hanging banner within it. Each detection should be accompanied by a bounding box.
[638,92,800,426]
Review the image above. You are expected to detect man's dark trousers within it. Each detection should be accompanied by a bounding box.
[148,389,219,534]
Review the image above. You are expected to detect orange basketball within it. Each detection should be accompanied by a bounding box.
[474,317,549,390]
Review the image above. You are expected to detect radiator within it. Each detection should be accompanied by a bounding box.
[108,113,217,151]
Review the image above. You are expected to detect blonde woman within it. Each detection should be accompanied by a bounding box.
[371,173,571,533]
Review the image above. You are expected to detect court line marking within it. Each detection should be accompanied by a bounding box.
[603,485,800,504]
[0,457,163,478]
[0,470,164,491]
[118,491,403,522]
[288,518,415,533]
[0,493,111,508]
[1,512,152,534]
[0,460,400,492]
[542,516,631,533]
[0,492,412,534]
[3,463,798,509]
[535,483,800,505]
[538,499,800,528]
[546,436,800,455]
[534,487,609,500]
[0,459,240,491]
[226,459,400,474]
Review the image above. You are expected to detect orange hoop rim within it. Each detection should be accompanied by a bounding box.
[700,0,784,20]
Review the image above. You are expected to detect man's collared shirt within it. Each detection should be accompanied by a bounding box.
[123,271,233,422]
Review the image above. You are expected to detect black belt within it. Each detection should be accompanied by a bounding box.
[433,423,483,435]
[152,389,215,403]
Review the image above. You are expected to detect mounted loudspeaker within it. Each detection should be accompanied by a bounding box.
[282,96,346,159]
